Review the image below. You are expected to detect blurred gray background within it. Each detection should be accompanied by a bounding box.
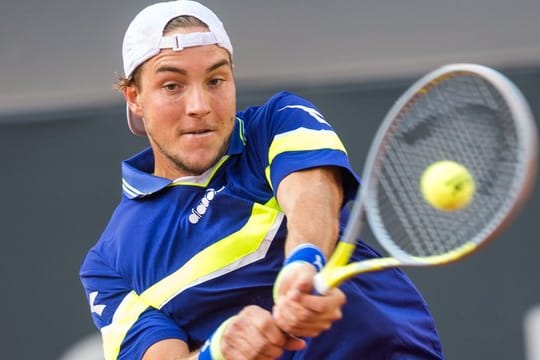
[0,0,539,359]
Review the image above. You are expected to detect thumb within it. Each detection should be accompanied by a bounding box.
[273,262,316,301]
[283,334,307,351]
[290,267,316,296]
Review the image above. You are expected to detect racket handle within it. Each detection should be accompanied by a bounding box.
[313,241,357,294]
[312,272,329,295]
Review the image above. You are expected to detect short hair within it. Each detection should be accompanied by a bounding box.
[115,15,209,91]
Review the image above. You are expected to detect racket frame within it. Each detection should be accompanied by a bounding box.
[314,63,538,294]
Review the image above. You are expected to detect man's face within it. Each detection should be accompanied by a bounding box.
[125,26,236,179]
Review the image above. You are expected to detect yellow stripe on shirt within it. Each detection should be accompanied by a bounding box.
[101,291,149,360]
[101,203,283,360]
[265,128,347,187]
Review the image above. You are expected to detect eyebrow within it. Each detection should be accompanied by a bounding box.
[155,58,231,76]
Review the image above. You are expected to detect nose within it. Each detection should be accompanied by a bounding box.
[185,85,211,118]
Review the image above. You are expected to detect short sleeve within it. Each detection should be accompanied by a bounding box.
[240,91,359,201]
[80,247,187,360]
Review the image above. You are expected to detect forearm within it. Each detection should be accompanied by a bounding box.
[276,166,343,258]
[143,338,198,360]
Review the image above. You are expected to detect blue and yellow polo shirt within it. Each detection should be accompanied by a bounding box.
[80,91,443,360]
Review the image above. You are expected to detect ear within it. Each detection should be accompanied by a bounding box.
[123,85,143,118]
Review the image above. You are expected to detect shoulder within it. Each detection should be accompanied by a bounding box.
[238,91,328,138]
[266,91,314,107]
[238,91,315,119]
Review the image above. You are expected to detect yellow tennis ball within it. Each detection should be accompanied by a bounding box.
[420,160,475,211]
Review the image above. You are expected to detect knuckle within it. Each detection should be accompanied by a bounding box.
[220,342,234,358]
[338,291,346,304]
[224,321,238,336]
[276,319,293,334]
[295,310,309,323]
[242,304,259,315]
[267,332,286,347]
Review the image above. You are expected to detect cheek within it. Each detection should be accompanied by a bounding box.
[216,91,236,123]
[143,95,182,127]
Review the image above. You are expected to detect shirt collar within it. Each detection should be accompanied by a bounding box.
[228,116,246,154]
[121,117,246,199]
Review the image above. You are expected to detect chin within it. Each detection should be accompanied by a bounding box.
[184,155,223,175]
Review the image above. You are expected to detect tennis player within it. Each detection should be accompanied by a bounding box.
[80,1,444,359]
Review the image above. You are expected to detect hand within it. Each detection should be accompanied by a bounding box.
[273,262,346,338]
[219,305,305,360]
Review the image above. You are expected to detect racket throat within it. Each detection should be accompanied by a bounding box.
[313,242,356,294]
[327,242,356,268]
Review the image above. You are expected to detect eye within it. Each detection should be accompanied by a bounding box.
[163,83,181,91]
[208,78,224,87]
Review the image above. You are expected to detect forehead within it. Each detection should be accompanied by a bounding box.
[131,25,233,84]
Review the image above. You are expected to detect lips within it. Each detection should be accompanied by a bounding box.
[180,128,216,141]
[182,128,212,135]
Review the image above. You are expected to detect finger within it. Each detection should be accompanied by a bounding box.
[300,287,346,315]
[283,334,306,351]
[292,270,316,295]
[276,290,331,322]
[219,316,254,360]
[274,299,323,337]
[274,288,345,337]
[275,307,331,337]
[224,306,290,359]
[274,262,315,301]
[223,324,279,359]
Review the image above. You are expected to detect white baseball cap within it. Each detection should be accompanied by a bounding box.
[122,0,233,136]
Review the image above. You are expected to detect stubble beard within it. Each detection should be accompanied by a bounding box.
[149,131,230,177]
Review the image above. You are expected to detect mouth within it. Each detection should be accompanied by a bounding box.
[181,128,215,139]
[183,128,212,134]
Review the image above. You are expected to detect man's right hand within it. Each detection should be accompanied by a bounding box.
[217,305,305,360]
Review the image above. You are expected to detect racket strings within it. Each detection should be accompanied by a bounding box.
[368,73,520,258]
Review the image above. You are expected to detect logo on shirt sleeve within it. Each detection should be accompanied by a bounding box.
[278,105,330,125]
[89,291,106,316]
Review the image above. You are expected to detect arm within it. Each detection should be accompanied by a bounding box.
[143,339,194,360]
[277,166,343,258]
[144,306,305,360]
[273,166,347,338]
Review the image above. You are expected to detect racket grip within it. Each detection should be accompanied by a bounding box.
[312,272,329,295]
[312,242,357,294]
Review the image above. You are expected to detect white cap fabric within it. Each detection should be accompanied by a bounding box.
[122,0,233,136]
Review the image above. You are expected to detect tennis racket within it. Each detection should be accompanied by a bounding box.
[313,63,538,294]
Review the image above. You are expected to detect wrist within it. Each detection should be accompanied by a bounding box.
[198,316,236,360]
[284,243,326,272]
[273,243,326,301]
